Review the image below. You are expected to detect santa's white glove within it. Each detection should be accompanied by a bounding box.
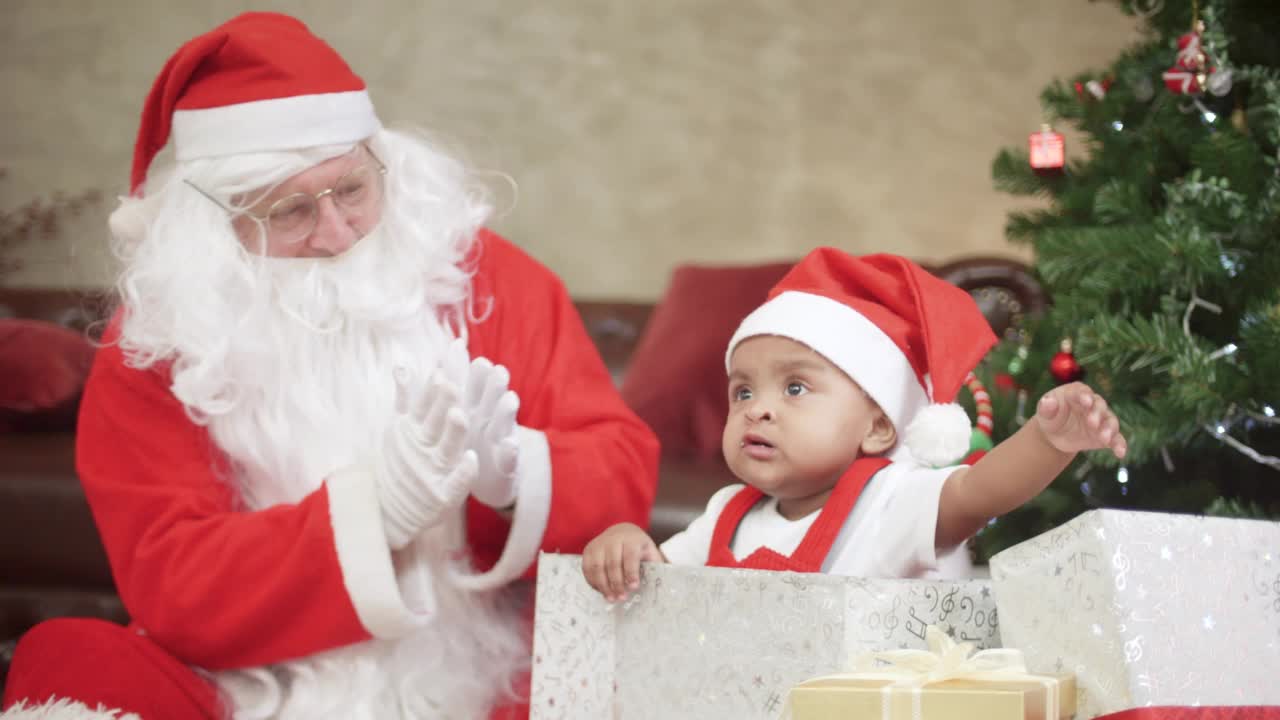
[375,369,478,550]
[443,339,521,509]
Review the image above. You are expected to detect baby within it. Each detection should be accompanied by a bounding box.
[583,248,1126,601]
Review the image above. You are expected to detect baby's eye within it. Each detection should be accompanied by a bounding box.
[732,386,753,402]
[785,382,807,397]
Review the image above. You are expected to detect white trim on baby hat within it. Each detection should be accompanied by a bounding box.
[724,290,929,430]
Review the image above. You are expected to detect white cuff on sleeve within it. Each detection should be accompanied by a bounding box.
[450,426,552,591]
[326,467,434,638]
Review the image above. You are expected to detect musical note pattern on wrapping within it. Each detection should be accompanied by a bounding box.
[530,554,1000,720]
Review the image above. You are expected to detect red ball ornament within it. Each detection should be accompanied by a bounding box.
[1050,338,1085,384]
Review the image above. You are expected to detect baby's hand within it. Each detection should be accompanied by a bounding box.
[1035,382,1127,459]
[581,522,664,603]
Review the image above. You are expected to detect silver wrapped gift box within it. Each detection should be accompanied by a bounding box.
[530,552,1001,719]
[990,508,1280,718]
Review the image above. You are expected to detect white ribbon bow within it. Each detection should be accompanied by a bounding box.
[853,625,1028,681]
[793,625,1059,720]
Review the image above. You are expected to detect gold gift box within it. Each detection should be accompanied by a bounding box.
[789,672,1076,720]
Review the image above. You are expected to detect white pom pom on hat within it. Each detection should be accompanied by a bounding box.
[107,199,151,244]
[903,401,974,468]
[725,249,998,467]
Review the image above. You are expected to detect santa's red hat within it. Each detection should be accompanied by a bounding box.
[129,12,380,195]
[725,249,998,467]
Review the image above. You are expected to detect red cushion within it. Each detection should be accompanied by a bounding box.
[0,319,96,430]
[620,262,793,458]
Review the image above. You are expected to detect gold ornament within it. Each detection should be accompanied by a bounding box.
[1232,107,1248,134]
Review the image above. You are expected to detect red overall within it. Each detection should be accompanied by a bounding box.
[706,457,890,572]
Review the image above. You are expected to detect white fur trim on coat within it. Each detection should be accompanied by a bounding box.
[0,700,140,720]
[451,426,551,591]
[326,467,434,638]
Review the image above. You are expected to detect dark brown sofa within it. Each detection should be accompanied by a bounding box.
[0,256,1044,685]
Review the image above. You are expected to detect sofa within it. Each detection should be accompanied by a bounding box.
[0,255,1044,685]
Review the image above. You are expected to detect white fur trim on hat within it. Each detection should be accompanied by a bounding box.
[172,90,381,160]
[727,290,976,467]
[726,291,929,431]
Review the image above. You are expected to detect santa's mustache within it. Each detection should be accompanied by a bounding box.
[262,228,388,334]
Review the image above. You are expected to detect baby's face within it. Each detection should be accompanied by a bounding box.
[722,335,887,519]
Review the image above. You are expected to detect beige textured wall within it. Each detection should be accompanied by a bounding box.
[1,1,1138,300]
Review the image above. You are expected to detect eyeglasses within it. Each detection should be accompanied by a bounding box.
[185,145,388,245]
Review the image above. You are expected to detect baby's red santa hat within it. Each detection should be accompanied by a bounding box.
[725,248,998,467]
[128,11,380,196]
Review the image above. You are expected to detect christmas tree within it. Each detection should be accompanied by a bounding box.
[975,0,1280,561]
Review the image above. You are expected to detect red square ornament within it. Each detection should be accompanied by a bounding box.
[1029,126,1065,172]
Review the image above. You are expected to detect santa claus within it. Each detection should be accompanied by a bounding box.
[2,12,658,719]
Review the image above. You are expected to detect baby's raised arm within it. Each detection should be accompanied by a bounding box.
[935,382,1127,548]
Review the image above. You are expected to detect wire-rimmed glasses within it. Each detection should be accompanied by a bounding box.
[184,144,387,245]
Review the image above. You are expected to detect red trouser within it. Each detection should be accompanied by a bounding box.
[4,618,533,719]
[2,618,224,717]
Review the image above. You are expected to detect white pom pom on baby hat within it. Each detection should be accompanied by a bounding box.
[903,401,974,468]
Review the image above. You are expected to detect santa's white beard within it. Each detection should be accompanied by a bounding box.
[114,206,525,716]
[195,229,456,510]
[213,541,530,720]
[212,536,529,720]
[174,241,527,719]
[108,131,530,718]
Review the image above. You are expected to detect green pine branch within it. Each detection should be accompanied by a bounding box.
[979,0,1280,560]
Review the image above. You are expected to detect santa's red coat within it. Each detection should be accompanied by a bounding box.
[3,231,660,718]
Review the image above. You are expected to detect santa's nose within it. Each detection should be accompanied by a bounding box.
[306,196,359,256]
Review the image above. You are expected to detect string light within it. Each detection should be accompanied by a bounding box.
[1203,415,1280,471]
[1168,293,1277,470]
[1244,407,1279,426]
[1112,120,1125,131]
[1117,467,1130,484]
[1218,253,1240,276]
[1208,342,1238,361]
